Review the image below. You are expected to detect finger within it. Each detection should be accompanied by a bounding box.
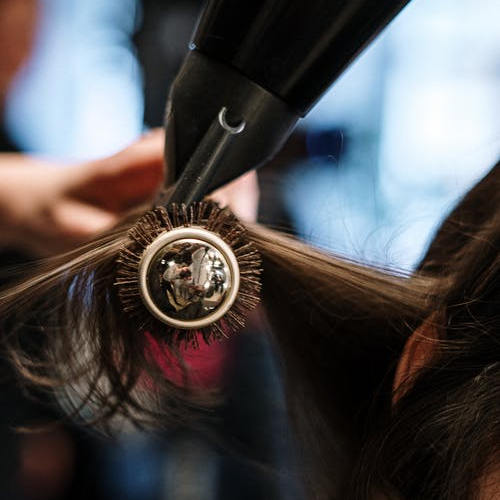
[54,199,118,242]
[107,128,165,173]
[69,130,166,212]
[16,200,118,257]
[209,171,260,222]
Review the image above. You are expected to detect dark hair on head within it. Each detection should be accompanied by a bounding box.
[0,160,499,498]
[348,160,500,500]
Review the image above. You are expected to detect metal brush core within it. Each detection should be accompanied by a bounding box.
[138,227,240,329]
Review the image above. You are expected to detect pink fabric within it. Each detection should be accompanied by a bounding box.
[145,331,231,389]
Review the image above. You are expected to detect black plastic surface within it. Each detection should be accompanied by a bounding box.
[164,0,414,201]
[164,50,298,198]
[193,0,412,115]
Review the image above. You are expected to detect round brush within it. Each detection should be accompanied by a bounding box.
[115,202,262,347]
[114,100,262,347]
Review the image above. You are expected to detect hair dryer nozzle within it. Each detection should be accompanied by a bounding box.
[164,0,414,203]
[163,50,299,203]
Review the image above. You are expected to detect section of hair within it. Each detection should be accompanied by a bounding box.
[0,209,220,433]
[246,223,432,499]
[0,161,498,500]
[352,161,500,500]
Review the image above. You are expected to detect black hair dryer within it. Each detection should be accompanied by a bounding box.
[165,0,412,204]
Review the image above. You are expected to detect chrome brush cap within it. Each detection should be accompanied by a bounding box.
[138,226,240,330]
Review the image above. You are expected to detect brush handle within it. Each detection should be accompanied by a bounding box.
[193,0,412,115]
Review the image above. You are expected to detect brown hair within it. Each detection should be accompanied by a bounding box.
[0,161,499,499]
[351,162,500,500]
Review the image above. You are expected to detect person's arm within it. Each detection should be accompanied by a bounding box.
[0,130,164,256]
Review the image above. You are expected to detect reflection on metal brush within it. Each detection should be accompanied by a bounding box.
[115,202,261,347]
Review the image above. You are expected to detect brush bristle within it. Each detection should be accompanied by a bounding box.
[115,202,262,347]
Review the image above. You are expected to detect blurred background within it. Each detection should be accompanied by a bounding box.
[0,0,499,498]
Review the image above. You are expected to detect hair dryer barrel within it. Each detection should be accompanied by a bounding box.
[193,0,412,115]
[165,0,412,202]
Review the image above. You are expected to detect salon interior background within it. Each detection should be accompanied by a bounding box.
[1,0,499,499]
[5,0,499,269]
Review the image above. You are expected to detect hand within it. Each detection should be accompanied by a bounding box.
[209,170,260,223]
[0,129,164,256]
